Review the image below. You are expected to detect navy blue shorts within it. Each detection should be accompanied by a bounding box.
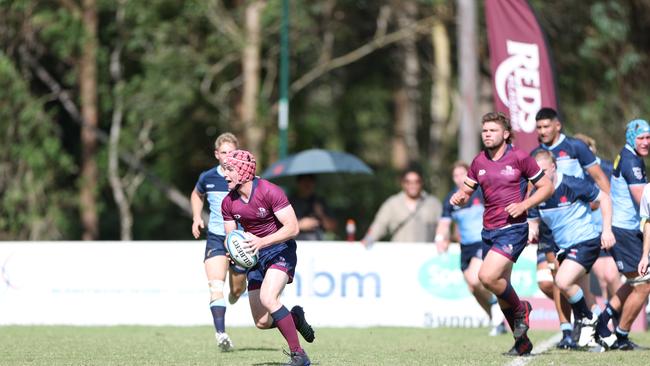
[536,221,557,259]
[460,242,483,272]
[598,248,612,258]
[556,236,601,273]
[611,227,644,274]
[247,240,297,291]
[204,231,248,274]
[481,223,529,262]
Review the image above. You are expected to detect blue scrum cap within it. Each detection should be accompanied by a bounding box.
[626,119,650,148]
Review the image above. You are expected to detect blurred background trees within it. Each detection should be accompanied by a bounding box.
[1,0,650,240]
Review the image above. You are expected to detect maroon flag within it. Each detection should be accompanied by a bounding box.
[485,0,558,153]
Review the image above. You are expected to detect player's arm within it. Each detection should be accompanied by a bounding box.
[450,178,476,206]
[594,190,615,249]
[434,219,452,253]
[640,221,650,275]
[586,164,611,194]
[506,173,553,218]
[638,187,650,275]
[245,205,299,254]
[190,188,205,239]
[224,220,237,235]
[629,184,645,205]
[527,217,540,243]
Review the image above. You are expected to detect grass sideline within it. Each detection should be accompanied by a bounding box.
[1,326,649,365]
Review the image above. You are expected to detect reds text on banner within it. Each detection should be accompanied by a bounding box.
[485,0,558,153]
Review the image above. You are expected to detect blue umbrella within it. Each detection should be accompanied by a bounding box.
[261,149,373,179]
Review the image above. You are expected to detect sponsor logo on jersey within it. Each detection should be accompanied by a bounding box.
[479,169,486,176]
[500,165,516,176]
[234,214,241,220]
[206,184,215,188]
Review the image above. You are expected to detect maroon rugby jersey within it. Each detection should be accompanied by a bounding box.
[222,178,291,238]
[467,145,543,230]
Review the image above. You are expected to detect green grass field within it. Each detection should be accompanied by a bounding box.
[1,326,649,365]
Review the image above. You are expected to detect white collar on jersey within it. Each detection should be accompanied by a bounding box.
[554,172,564,190]
[543,133,566,150]
[624,144,639,156]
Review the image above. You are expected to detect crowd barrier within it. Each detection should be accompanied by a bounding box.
[0,241,645,331]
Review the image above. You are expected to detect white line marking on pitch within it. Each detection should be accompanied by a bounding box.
[506,333,562,366]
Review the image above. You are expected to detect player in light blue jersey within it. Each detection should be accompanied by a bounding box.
[190,132,247,351]
[529,150,615,348]
[435,162,506,336]
[595,119,650,351]
[574,133,621,303]
[534,108,612,346]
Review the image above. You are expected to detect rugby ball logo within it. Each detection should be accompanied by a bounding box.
[225,230,258,269]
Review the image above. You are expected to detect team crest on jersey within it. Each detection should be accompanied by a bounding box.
[557,150,569,158]
[256,207,268,218]
[558,196,570,207]
[633,167,643,180]
[500,165,516,176]
[479,169,486,176]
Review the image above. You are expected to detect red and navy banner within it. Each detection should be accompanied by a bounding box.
[485,0,558,153]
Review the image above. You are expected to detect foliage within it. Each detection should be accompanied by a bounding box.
[2,1,650,239]
[0,54,75,239]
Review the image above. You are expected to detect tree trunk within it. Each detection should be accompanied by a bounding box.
[239,0,266,159]
[79,0,99,240]
[457,0,479,162]
[108,0,133,241]
[429,11,452,188]
[392,0,420,169]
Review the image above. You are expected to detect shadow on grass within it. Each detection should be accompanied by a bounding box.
[252,361,320,366]
[236,347,279,352]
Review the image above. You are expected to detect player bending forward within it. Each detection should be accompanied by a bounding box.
[528,150,615,348]
[221,150,314,366]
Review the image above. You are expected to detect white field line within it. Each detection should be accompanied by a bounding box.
[506,333,562,366]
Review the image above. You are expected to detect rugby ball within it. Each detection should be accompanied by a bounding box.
[225,230,258,268]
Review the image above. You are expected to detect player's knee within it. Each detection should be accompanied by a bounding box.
[230,283,246,298]
[466,278,482,293]
[259,293,279,311]
[538,280,554,297]
[478,271,497,289]
[209,280,225,300]
[553,278,571,293]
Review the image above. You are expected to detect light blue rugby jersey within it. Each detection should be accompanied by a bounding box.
[585,157,613,232]
[529,173,600,249]
[441,188,484,245]
[611,145,647,230]
[195,165,230,235]
[537,134,598,178]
